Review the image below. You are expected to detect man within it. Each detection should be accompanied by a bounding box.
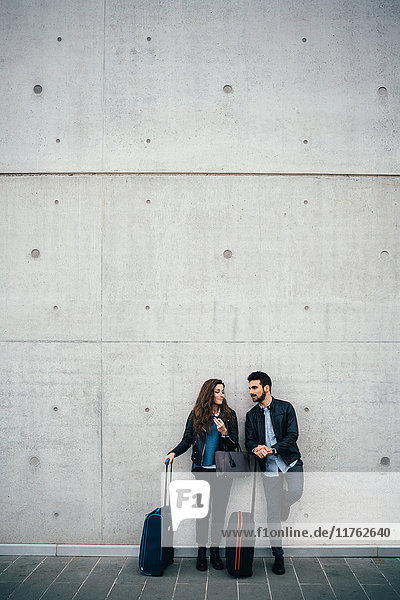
[245,371,303,575]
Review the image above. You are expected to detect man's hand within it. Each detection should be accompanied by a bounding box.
[253,445,274,458]
[214,417,228,436]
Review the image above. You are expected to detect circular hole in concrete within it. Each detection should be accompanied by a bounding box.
[31,249,40,258]
[57,37,62,42]
[304,407,309,412]
[304,513,309,518]
[146,199,151,204]
[147,36,151,41]
[56,138,60,143]
[145,407,150,412]
[380,456,390,466]
[223,249,233,259]
[54,512,59,518]
[33,85,42,94]
[302,37,307,42]
[304,305,309,311]
[53,305,59,311]
[303,139,309,144]
[146,138,151,143]
[223,85,233,93]
[145,305,150,310]
[29,457,40,467]
[304,199,309,205]
[54,199,59,205]
[380,250,390,260]
[53,406,58,412]
[378,87,387,96]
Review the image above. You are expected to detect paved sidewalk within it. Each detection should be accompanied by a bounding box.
[0,555,399,600]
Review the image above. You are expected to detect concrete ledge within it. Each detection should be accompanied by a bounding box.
[57,545,138,557]
[275,546,377,557]
[180,546,380,558]
[0,544,399,557]
[0,544,57,556]
[377,546,400,557]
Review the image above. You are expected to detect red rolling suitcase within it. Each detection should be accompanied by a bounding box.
[225,459,257,578]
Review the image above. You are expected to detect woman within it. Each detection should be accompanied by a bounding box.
[164,378,238,571]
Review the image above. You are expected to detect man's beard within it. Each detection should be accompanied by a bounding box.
[253,391,266,403]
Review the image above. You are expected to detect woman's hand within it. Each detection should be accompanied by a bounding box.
[214,417,228,436]
[164,452,175,464]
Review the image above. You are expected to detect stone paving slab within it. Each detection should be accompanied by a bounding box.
[362,585,400,600]
[40,582,82,600]
[302,584,336,600]
[374,558,400,594]
[0,556,398,599]
[55,557,99,584]
[319,557,369,600]
[292,557,327,584]
[0,556,46,583]
[346,557,388,584]
[5,557,70,600]
[72,557,126,600]
[173,582,206,600]
[238,582,271,600]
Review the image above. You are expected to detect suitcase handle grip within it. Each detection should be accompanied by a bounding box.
[164,460,173,506]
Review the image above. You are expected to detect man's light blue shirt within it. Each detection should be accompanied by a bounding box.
[261,402,297,477]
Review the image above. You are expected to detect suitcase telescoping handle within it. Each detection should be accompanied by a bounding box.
[164,459,173,506]
[250,456,257,516]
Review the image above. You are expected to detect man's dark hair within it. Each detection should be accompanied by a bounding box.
[247,371,272,392]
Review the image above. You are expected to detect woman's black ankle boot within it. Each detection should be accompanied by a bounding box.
[196,547,207,571]
[210,546,224,570]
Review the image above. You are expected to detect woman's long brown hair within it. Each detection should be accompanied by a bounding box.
[192,378,234,435]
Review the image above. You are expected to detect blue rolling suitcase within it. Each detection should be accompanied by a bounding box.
[139,461,174,576]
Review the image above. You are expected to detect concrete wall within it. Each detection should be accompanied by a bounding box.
[0,0,399,546]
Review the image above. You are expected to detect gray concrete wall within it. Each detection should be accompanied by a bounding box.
[0,0,399,545]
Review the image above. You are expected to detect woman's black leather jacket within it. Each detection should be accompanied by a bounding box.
[171,410,239,466]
